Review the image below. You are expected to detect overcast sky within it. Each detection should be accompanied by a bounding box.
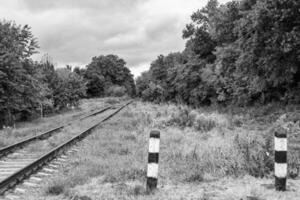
[0,0,230,77]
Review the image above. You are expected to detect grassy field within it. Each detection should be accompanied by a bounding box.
[0,98,122,149]
[14,99,300,199]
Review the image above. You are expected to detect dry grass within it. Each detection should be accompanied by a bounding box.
[0,99,107,148]
[0,98,111,149]
[21,101,300,200]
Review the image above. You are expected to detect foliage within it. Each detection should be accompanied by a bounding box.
[52,67,86,110]
[136,0,300,106]
[0,20,136,126]
[84,55,135,97]
[106,85,126,97]
[0,20,40,126]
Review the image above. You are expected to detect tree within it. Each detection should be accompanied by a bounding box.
[85,54,135,97]
[0,20,39,126]
[136,0,300,106]
[234,0,300,103]
[136,71,151,97]
[52,67,86,110]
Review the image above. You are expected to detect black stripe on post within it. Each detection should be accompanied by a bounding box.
[275,177,286,191]
[150,130,160,138]
[148,153,159,163]
[146,177,158,192]
[274,129,287,138]
[275,151,287,163]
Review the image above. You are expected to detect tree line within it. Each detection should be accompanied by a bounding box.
[0,20,135,127]
[136,0,300,107]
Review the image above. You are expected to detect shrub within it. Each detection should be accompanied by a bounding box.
[141,82,164,103]
[105,98,120,105]
[45,179,66,195]
[166,106,226,132]
[52,68,86,110]
[193,115,216,132]
[233,133,273,178]
[185,171,204,182]
[167,106,195,128]
[106,85,126,97]
[73,195,92,200]
[131,185,146,196]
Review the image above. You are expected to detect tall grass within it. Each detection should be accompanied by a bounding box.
[40,101,300,199]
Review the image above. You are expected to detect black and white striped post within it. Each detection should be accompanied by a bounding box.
[146,130,160,193]
[274,128,287,191]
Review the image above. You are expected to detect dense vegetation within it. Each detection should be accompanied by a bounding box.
[136,0,300,107]
[75,55,135,98]
[0,21,135,127]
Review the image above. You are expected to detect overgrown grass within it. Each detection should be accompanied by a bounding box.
[163,105,229,132]
[0,98,112,151]
[0,98,111,149]
[105,98,120,105]
[23,100,300,200]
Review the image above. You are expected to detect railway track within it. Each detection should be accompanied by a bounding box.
[0,101,132,197]
[0,105,112,159]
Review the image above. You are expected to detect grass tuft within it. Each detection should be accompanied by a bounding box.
[45,179,66,195]
[105,98,120,105]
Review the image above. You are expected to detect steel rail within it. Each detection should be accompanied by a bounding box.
[0,105,112,159]
[0,101,132,195]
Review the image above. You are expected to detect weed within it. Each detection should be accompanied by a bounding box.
[233,133,273,178]
[130,185,146,196]
[167,106,194,128]
[185,172,204,182]
[103,173,118,183]
[119,168,146,180]
[123,134,136,141]
[166,105,229,132]
[45,179,66,195]
[122,110,134,118]
[73,195,92,200]
[105,98,120,105]
[193,115,216,132]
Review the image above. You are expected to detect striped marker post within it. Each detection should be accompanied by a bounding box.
[274,128,287,191]
[146,130,160,193]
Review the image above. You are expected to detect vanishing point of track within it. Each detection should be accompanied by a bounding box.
[0,101,132,196]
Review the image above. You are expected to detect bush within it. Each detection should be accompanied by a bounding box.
[166,106,226,132]
[141,82,164,103]
[105,98,120,105]
[106,85,126,97]
[45,179,66,195]
[167,106,195,128]
[233,133,273,178]
[53,68,86,110]
[193,115,216,132]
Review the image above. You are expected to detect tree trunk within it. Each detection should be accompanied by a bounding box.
[40,103,43,118]
[5,108,14,127]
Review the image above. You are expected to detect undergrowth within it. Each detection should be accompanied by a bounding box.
[42,101,300,199]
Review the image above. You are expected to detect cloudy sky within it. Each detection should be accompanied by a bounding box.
[0,0,230,77]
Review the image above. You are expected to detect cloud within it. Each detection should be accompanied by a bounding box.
[0,0,230,77]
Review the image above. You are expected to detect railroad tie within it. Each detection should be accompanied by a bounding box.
[14,188,26,194]
[5,194,20,200]
[36,172,51,177]
[23,181,38,187]
[43,168,57,173]
[28,176,42,182]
